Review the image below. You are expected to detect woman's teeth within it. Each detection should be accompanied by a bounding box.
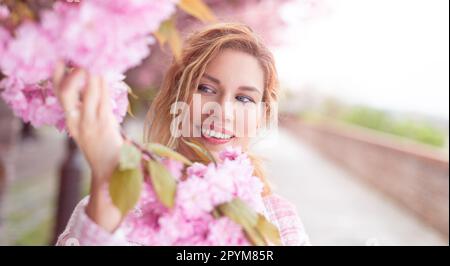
[201,128,233,139]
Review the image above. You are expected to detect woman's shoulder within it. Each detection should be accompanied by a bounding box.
[262,193,306,222]
[262,193,311,246]
[262,193,297,212]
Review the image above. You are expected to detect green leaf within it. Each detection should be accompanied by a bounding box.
[145,143,193,166]
[126,84,137,118]
[109,167,143,215]
[126,84,138,100]
[178,0,216,23]
[154,18,182,61]
[256,214,282,245]
[119,143,142,170]
[181,138,216,165]
[8,1,36,27]
[216,199,266,246]
[147,159,177,208]
[243,225,266,246]
[127,97,135,118]
[211,208,221,219]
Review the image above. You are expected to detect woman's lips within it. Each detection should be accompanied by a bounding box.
[196,126,234,145]
[194,125,235,145]
[201,131,234,145]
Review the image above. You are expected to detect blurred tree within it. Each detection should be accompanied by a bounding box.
[51,137,82,244]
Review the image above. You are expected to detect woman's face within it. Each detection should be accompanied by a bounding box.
[189,48,265,156]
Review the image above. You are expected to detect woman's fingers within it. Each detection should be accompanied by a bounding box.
[52,61,65,91]
[58,69,85,109]
[81,74,101,125]
[53,65,112,138]
[98,78,112,120]
[57,68,86,137]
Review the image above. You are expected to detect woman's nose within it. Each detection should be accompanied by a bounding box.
[204,94,233,127]
[218,94,234,124]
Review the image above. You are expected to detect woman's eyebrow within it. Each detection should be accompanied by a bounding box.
[238,86,262,95]
[203,73,262,95]
[203,73,220,84]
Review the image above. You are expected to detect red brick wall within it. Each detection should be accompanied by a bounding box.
[281,116,449,238]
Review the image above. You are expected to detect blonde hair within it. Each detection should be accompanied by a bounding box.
[144,22,279,196]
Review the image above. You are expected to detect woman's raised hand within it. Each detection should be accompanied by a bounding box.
[53,63,124,231]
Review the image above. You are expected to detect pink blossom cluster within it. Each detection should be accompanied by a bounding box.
[124,147,267,245]
[0,4,9,20]
[0,1,177,130]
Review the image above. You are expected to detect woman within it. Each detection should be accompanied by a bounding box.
[55,22,310,246]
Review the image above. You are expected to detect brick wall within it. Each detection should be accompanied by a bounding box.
[281,116,449,238]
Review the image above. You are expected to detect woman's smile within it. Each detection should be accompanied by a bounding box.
[196,125,236,145]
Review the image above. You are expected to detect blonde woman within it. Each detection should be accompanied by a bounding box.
[55,23,310,246]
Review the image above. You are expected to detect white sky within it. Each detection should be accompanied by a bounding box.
[274,0,449,120]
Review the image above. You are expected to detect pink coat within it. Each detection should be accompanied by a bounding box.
[56,194,310,246]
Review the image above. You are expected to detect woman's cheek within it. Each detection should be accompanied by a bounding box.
[235,135,249,149]
[235,105,259,138]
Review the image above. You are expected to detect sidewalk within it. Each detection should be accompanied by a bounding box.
[254,128,447,245]
[1,128,89,245]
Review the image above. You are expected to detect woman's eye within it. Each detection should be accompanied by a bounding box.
[198,85,215,94]
[236,95,255,104]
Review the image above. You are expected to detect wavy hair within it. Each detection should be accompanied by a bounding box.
[144,22,279,195]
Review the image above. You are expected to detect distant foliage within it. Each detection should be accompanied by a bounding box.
[340,106,446,148]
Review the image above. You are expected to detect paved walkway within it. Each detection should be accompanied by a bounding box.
[1,128,89,245]
[253,128,447,245]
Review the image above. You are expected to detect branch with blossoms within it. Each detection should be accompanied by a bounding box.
[0,0,213,129]
[0,0,282,245]
[116,136,281,245]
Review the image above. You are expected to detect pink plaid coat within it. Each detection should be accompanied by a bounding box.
[56,193,310,246]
